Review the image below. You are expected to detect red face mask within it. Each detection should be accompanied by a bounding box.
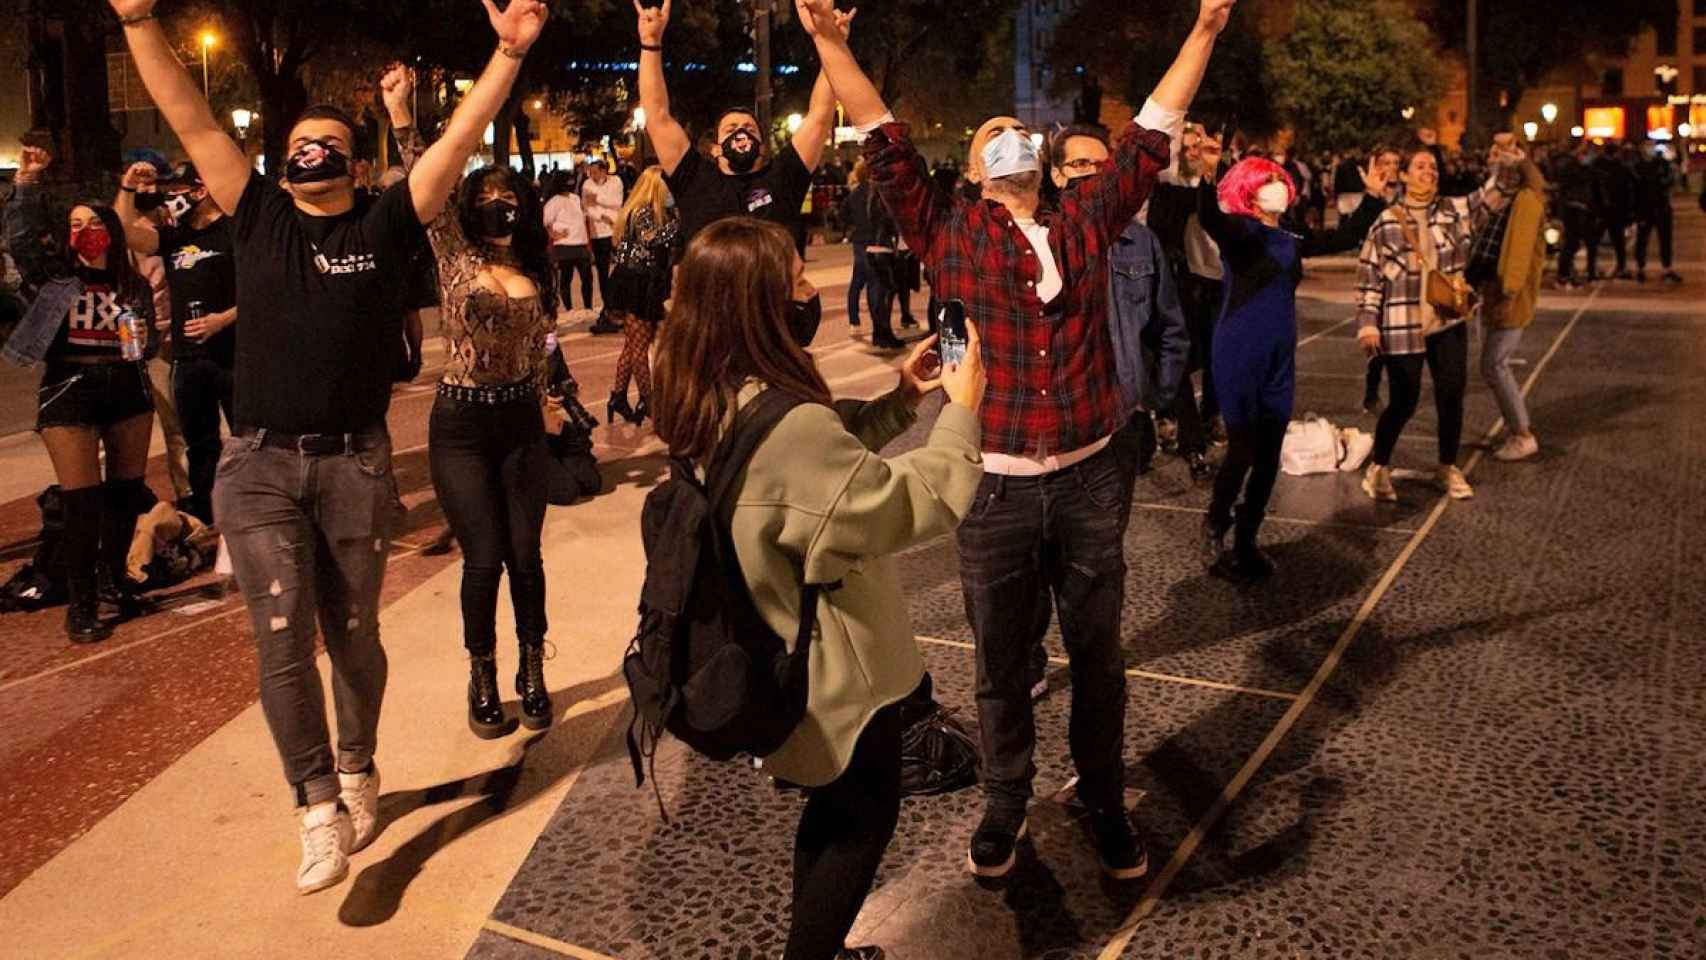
[70,225,112,262]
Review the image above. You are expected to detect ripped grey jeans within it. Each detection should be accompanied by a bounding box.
[213,428,400,808]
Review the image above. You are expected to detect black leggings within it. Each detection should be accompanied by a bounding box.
[784,702,904,960]
[428,394,550,654]
[1373,322,1468,467]
[1208,418,1287,541]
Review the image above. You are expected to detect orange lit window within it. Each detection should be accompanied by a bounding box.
[1647,105,1674,135]
[1583,107,1626,140]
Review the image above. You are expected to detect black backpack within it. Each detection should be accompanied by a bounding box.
[623,388,828,809]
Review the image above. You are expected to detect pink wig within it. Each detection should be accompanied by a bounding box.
[1218,157,1296,218]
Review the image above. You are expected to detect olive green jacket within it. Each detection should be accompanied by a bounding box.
[1484,185,1546,330]
[726,382,983,786]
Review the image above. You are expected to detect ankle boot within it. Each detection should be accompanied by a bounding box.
[467,656,517,739]
[607,392,640,426]
[65,576,112,645]
[632,395,650,425]
[516,642,553,730]
[1229,512,1276,581]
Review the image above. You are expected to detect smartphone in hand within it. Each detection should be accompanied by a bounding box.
[937,299,969,367]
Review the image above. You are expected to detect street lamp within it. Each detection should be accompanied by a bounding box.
[1681,123,1695,139]
[1541,102,1559,124]
[1570,125,1585,139]
[1523,121,1539,142]
[231,108,252,138]
[786,112,803,135]
[633,106,648,167]
[199,31,217,99]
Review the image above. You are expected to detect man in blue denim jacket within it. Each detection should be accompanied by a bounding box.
[1024,124,1189,702]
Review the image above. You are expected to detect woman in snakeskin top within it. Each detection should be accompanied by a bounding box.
[383,63,561,738]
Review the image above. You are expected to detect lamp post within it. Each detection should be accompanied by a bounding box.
[633,106,648,168]
[1541,102,1559,141]
[232,108,253,169]
[199,32,217,100]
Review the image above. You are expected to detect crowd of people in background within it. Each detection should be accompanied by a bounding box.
[2,0,1704,958]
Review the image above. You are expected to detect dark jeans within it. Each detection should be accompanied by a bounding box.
[591,236,615,311]
[172,354,235,524]
[866,251,899,340]
[428,394,549,655]
[1600,217,1630,274]
[1559,206,1600,281]
[847,244,869,326]
[214,428,399,808]
[555,245,595,311]
[959,447,1128,811]
[784,703,903,960]
[1181,273,1223,420]
[1636,207,1674,270]
[1208,418,1288,542]
[1373,322,1468,467]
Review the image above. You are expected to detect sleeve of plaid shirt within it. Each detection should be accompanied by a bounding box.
[862,123,954,270]
[1059,108,1176,246]
[1356,214,1396,336]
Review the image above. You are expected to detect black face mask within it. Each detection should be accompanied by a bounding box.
[475,200,519,240]
[722,131,762,175]
[134,190,166,213]
[787,295,823,348]
[285,139,351,185]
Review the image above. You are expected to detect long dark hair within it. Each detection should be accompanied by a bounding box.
[456,166,556,310]
[68,202,151,315]
[653,218,831,460]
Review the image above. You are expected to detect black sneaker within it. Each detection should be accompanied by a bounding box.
[1200,517,1229,570]
[836,947,886,960]
[1186,451,1212,483]
[871,332,907,352]
[1088,806,1148,880]
[967,802,1028,878]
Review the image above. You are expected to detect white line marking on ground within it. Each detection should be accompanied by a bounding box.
[483,920,624,959]
[1128,500,1418,535]
[1095,285,1602,959]
[915,635,1300,702]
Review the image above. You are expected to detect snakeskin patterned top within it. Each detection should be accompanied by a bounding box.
[396,126,553,389]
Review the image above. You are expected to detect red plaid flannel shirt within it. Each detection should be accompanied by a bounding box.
[864,121,1171,456]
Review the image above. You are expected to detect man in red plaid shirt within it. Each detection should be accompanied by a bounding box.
[799,0,1237,883]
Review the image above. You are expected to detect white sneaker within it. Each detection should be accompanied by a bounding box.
[1362,464,1398,502]
[339,763,381,853]
[1437,465,1475,500]
[296,802,354,895]
[1493,434,1539,462]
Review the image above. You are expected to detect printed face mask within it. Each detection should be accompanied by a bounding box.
[476,199,519,239]
[1255,181,1291,215]
[285,139,351,185]
[981,128,1041,181]
[787,295,823,348]
[721,131,761,174]
[164,192,198,221]
[70,226,112,262]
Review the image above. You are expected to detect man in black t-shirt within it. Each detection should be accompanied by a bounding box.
[116,161,238,524]
[636,0,840,334]
[112,0,550,896]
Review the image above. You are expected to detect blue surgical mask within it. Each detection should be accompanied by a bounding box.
[981,128,1041,180]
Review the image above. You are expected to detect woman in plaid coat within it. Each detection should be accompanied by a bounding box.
[1356,141,1524,503]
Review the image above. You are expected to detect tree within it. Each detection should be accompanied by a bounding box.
[1048,0,1279,138]
[824,0,1019,114]
[1267,0,1445,155]
[1423,0,1678,137]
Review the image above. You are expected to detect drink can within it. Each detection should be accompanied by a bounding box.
[187,300,206,322]
[117,308,146,362]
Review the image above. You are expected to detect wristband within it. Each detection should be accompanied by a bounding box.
[499,45,527,60]
[640,43,663,52]
[120,185,138,193]
[120,12,156,26]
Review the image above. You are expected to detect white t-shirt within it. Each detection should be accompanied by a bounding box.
[581,176,625,240]
[1011,217,1063,304]
[542,194,588,247]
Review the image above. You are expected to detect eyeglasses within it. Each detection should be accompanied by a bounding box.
[1060,158,1102,173]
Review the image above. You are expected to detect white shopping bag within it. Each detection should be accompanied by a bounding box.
[1281,417,1343,476]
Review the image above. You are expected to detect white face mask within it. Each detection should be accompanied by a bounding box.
[981,128,1041,181]
[1255,181,1290,215]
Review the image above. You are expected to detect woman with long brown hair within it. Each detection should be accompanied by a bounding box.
[604,165,677,424]
[652,217,986,960]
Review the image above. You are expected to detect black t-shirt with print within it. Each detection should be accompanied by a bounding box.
[156,216,238,364]
[665,143,813,248]
[230,172,426,434]
[48,264,127,360]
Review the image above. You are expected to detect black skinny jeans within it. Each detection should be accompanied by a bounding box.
[590,237,614,311]
[1373,322,1468,468]
[1636,206,1674,270]
[865,251,899,340]
[556,246,595,311]
[172,353,235,524]
[1208,418,1288,543]
[783,703,904,960]
[428,393,550,655]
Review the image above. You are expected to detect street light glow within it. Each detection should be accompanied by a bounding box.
[786,113,804,134]
[200,31,217,49]
[231,108,253,135]
[1523,121,1539,141]
[633,106,648,130]
[1541,103,1558,124]
[1570,125,1585,138]
[1680,123,1695,138]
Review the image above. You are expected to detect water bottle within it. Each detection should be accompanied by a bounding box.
[117,307,147,362]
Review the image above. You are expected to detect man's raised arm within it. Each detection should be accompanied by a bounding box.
[797,0,888,127]
[407,0,549,225]
[636,0,692,175]
[109,0,250,215]
[1146,0,1236,119]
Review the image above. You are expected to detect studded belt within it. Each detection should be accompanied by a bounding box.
[436,380,537,406]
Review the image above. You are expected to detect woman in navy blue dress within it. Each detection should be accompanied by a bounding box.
[1195,148,1387,579]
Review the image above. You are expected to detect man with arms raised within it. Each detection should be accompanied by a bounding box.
[107,0,549,895]
[798,0,1235,882]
